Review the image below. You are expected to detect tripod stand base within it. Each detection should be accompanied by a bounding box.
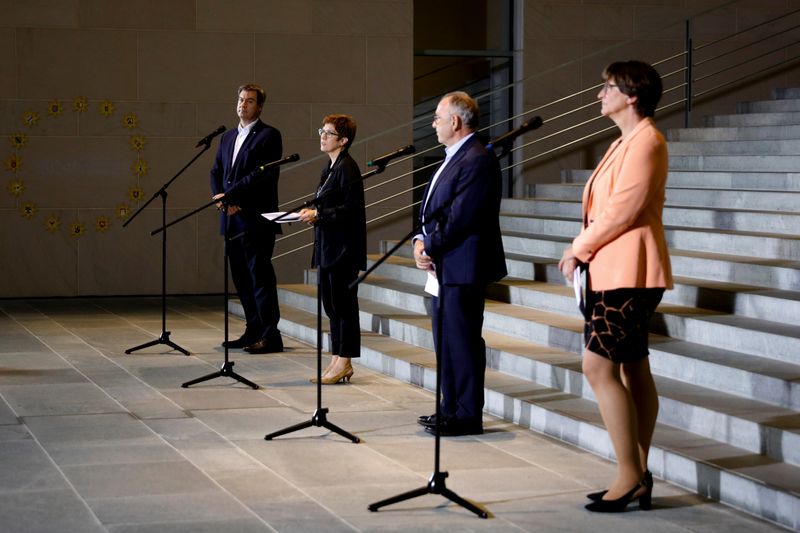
[368,470,488,518]
[181,360,259,389]
[264,407,360,443]
[125,331,190,356]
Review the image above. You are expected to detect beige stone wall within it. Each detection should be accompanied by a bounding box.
[0,0,413,297]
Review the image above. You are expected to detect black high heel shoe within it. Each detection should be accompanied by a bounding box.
[639,470,653,511]
[586,469,652,503]
[585,483,642,513]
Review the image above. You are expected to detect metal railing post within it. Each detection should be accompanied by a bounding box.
[685,18,693,128]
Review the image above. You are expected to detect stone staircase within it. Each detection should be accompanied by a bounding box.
[235,88,800,530]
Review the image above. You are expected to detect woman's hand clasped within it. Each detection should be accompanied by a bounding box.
[297,208,318,224]
[559,246,579,282]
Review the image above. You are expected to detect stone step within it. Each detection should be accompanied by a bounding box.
[373,247,800,328]
[561,169,800,191]
[737,99,800,114]
[774,88,800,100]
[257,301,800,530]
[669,139,800,156]
[362,257,800,372]
[502,198,800,235]
[272,282,800,469]
[499,214,800,259]
[531,183,800,212]
[499,231,800,291]
[669,154,800,172]
[704,111,800,128]
[667,124,800,142]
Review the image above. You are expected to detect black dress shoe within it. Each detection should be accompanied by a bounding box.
[418,413,452,428]
[244,337,284,354]
[417,413,437,427]
[424,417,482,437]
[222,334,258,349]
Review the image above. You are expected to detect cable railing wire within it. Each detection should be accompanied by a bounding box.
[273,0,800,261]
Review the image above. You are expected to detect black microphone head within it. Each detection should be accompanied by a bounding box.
[524,116,543,131]
[216,125,227,134]
[402,144,416,155]
[288,153,300,162]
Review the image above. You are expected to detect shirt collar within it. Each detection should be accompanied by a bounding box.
[238,120,257,135]
[444,132,474,159]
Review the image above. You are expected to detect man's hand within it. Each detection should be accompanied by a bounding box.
[413,239,434,272]
[212,193,241,216]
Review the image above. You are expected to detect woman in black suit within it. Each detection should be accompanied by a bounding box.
[298,115,366,384]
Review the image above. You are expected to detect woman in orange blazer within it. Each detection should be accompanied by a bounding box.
[559,60,672,513]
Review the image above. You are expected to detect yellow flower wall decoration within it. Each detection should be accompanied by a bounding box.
[129,186,144,202]
[129,135,146,152]
[12,96,151,236]
[95,216,111,232]
[122,113,138,129]
[133,159,148,177]
[72,96,88,113]
[5,155,21,173]
[23,110,40,127]
[99,100,114,117]
[47,99,63,117]
[69,221,86,238]
[10,133,28,149]
[21,202,36,219]
[45,215,61,232]
[7,179,24,197]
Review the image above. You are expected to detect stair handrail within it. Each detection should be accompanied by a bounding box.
[272,0,800,261]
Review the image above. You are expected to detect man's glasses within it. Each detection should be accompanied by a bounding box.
[318,128,340,138]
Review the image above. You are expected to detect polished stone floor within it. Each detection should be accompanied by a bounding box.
[0,296,784,532]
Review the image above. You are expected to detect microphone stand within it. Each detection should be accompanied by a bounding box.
[360,211,487,519]
[264,162,391,443]
[363,125,538,517]
[152,155,297,389]
[122,143,215,356]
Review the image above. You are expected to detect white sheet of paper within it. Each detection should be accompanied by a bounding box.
[572,269,583,308]
[424,271,439,297]
[261,211,300,223]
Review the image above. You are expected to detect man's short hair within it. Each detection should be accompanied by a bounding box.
[443,91,479,130]
[237,84,266,107]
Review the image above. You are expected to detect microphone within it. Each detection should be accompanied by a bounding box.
[367,144,416,167]
[256,153,300,172]
[195,125,226,148]
[486,116,543,151]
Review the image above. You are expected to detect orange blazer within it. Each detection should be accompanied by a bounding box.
[572,118,673,291]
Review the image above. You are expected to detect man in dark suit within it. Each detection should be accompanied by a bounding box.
[211,83,283,353]
[413,91,507,436]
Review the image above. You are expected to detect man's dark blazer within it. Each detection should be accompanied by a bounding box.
[210,119,282,238]
[421,133,507,286]
[419,132,507,423]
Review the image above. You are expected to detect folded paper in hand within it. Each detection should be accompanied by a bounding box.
[424,271,439,297]
[262,211,300,223]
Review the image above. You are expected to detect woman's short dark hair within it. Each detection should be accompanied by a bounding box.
[603,61,663,117]
[322,114,357,150]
